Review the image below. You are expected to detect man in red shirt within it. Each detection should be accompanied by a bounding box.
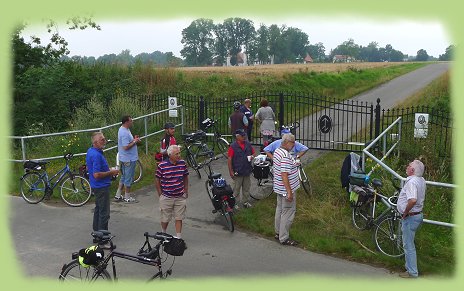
[160,122,177,161]
[227,129,255,209]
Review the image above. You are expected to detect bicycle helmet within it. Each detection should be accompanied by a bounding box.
[280,127,291,135]
[213,177,226,188]
[233,101,241,110]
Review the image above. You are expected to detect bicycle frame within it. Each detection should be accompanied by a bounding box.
[43,164,72,190]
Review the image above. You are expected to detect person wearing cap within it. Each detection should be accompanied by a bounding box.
[160,122,177,161]
[227,129,255,209]
[240,99,254,140]
[229,101,248,137]
[114,115,141,203]
[263,128,308,160]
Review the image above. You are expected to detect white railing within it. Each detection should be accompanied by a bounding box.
[362,117,456,228]
[9,106,185,163]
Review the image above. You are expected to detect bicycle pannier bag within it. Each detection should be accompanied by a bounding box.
[253,161,270,180]
[212,184,235,210]
[163,237,186,256]
[24,161,43,172]
[350,185,373,207]
[349,170,368,186]
[78,245,105,268]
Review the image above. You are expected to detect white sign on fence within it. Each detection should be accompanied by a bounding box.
[168,96,178,117]
[414,113,429,138]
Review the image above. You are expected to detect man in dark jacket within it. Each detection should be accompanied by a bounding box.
[229,101,248,137]
[227,129,255,209]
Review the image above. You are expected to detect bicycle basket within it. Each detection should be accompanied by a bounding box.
[253,161,270,180]
[163,237,186,256]
[24,161,44,172]
[78,245,104,268]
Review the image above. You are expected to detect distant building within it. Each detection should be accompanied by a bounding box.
[332,55,354,63]
[304,54,313,63]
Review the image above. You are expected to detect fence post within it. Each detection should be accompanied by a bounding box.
[199,96,205,130]
[279,92,284,129]
[374,98,381,139]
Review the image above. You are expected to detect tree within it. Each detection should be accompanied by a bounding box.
[330,38,360,61]
[307,42,326,62]
[268,24,285,64]
[439,45,455,61]
[255,24,270,64]
[221,17,256,65]
[180,18,215,66]
[281,27,309,63]
[415,49,429,61]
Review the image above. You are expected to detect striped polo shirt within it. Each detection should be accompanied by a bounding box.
[273,147,300,196]
[155,159,189,198]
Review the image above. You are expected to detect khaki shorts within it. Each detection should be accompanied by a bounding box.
[159,194,187,222]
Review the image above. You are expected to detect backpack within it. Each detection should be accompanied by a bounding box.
[78,245,105,267]
[340,152,362,190]
[349,185,374,207]
[163,237,186,256]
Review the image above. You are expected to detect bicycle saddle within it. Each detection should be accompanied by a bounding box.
[371,178,383,188]
[208,172,222,180]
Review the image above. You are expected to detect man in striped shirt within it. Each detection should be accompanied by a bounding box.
[155,145,189,239]
[273,133,300,246]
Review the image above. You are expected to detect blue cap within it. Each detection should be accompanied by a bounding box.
[280,128,291,135]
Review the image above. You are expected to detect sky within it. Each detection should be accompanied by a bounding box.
[22,16,452,59]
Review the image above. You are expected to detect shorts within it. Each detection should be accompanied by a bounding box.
[119,160,137,187]
[159,195,187,222]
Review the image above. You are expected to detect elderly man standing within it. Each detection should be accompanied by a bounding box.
[86,132,120,236]
[228,128,255,209]
[397,159,426,279]
[155,145,189,239]
[273,133,300,246]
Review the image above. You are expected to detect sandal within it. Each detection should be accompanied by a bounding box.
[274,234,279,241]
[281,239,298,246]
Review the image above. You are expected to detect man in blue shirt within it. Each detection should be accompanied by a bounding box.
[86,132,120,234]
[263,128,308,160]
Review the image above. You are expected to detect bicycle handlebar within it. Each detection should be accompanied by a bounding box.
[64,153,74,160]
[144,231,174,242]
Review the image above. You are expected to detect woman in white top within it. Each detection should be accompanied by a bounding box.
[254,98,276,145]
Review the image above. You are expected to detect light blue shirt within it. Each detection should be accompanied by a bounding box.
[118,126,138,162]
[263,139,308,157]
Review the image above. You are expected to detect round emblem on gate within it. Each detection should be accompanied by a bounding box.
[418,115,426,125]
[169,98,176,106]
[318,115,332,134]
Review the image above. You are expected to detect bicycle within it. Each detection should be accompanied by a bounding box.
[201,118,230,159]
[202,153,235,232]
[350,178,403,258]
[20,153,92,207]
[181,130,212,179]
[59,230,183,282]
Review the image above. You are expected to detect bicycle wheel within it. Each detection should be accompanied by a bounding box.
[299,167,312,196]
[192,143,211,168]
[352,202,373,230]
[216,138,230,159]
[186,150,201,179]
[132,160,143,184]
[221,202,234,232]
[374,215,404,258]
[20,172,46,204]
[205,180,214,201]
[59,259,111,282]
[250,172,274,200]
[60,175,92,207]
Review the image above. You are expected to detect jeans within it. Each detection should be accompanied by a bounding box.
[93,186,110,231]
[120,161,137,187]
[401,213,423,277]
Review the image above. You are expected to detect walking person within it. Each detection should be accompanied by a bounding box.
[397,159,426,278]
[114,115,141,203]
[155,145,189,239]
[86,132,120,239]
[159,122,177,161]
[254,98,276,145]
[227,129,255,209]
[273,133,300,246]
[229,101,248,137]
[240,98,254,141]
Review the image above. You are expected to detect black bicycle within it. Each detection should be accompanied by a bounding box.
[202,154,235,232]
[201,118,230,159]
[181,130,212,179]
[58,230,184,282]
[20,153,92,207]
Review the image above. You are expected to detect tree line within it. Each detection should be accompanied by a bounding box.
[180,17,455,66]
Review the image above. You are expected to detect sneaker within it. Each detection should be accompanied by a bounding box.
[114,196,123,202]
[123,197,138,203]
[243,202,252,208]
[399,271,417,279]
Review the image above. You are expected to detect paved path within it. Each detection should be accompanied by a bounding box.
[9,63,449,281]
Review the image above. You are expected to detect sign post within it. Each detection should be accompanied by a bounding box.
[168,97,178,117]
[414,113,429,138]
